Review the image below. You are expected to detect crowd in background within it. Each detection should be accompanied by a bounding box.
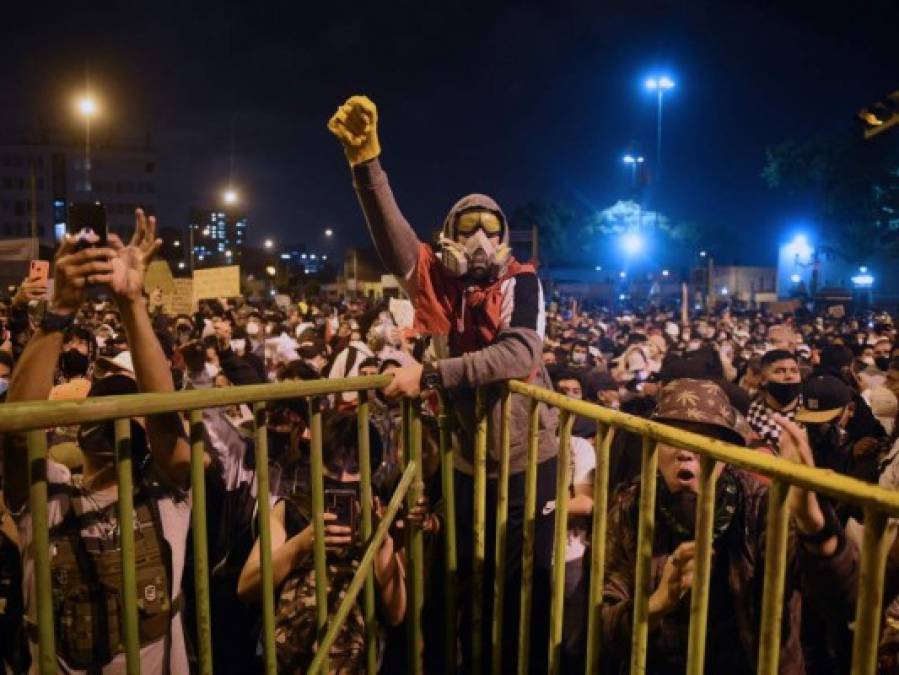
[2,225,899,672]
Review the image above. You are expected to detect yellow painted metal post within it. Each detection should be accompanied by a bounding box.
[26,429,56,674]
[685,455,715,675]
[113,418,140,675]
[188,411,213,675]
[630,437,658,675]
[403,399,424,675]
[548,410,574,675]
[490,388,512,675]
[850,507,892,675]
[756,479,790,675]
[437,391,458,675]
[308,397,329,673]
[584,425,612,674]
[253,403,277,675]
[356,391,378,674]
[473,387,488,675]
[517,399,540,675]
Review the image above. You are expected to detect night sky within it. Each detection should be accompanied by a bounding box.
[1,1,896,266]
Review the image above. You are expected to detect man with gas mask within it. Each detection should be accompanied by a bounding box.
[746,349,802,452]
[329,95,558,673]
[602,379,858,673]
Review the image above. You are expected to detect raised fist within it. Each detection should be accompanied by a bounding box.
[327,95,381,166]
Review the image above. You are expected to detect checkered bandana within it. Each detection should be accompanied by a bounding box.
[746,396,800,452]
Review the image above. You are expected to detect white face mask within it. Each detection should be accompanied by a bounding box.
[0,377,8,396]
[230,339,246,354]
[246,322,260,337]
[96,337,106,350]
[205,362,220,379]
[571,352,587,365]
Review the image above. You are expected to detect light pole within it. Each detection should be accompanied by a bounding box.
[622,154,645,190]
[77,95,98,192]
[644,76,674,183]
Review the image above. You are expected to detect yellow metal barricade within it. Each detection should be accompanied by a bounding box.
[5,374,899,674]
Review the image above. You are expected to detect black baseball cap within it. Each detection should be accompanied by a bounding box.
[795,375,853,424]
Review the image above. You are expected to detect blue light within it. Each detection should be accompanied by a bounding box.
[280,253,291,260]
[790,273,802,283]
[787,234,813,262]
[852,267,875,288]
[621,232,643,255]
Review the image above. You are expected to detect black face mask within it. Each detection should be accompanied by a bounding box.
[876,356,891,372]
[806,422,849,454]
[765,381,802,407]
[60,350,90,378]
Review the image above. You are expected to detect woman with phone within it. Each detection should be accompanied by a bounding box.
[237,411,406,673]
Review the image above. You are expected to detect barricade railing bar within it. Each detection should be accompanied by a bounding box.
[5,374,899,674]
[508,380,899,675]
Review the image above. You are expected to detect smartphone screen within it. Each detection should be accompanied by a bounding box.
[325,488,359,533]
[68,202,108,249]
[29,260,49,284]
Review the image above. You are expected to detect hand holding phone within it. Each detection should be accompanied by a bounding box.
[67,202,108,250]
[29,260,49,285]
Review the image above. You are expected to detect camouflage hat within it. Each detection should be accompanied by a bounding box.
[652,378,745,446]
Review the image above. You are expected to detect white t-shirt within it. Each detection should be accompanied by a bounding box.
[16,460,191,674]
[566,436,596,563]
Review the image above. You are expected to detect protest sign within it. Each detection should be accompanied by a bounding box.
[193,265,240,300]
[168,278,195,315]
[144,260,175,295]
[389,297,414,329]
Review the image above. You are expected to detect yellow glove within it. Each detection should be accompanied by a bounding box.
[327,95,381,166]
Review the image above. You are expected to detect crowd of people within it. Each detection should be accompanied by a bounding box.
[0,95,897,674]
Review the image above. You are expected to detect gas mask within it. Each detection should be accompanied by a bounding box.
[439,229,510,280]
[439,203,511,280]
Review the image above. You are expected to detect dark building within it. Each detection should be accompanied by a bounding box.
[0,131,156,248]
[188,207,247,269]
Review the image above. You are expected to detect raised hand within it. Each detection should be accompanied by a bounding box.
[11,273,49,308]
[327,95,381,166]
[51,239,117,315]
[773,413,828,539]
[108,209,162,304]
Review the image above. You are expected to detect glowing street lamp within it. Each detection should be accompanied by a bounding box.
[644,74,675,181]
[264,238,274,249]
[75,94,99,192]
[324,228,333,237]
[622,154,645,188]
[265,265,277,277]
[223,189,238,205]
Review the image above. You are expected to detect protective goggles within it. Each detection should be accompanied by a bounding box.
[454,210,504,237]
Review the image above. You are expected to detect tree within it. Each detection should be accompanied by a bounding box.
[509,201,582,267]
[763,133,899,259]
[511,199,707,267]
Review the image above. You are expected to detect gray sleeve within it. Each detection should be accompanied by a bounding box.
[352,158,421,280]
[437,326,542,389]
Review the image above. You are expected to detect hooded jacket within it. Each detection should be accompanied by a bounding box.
[351,158,557,474]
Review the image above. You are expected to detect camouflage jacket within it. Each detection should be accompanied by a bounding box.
[601,467,859,674]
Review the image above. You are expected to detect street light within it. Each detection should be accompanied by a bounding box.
[645,74,675,182]
[622,154,645,189]
[76,94,98,192]
[223,189,238,205]
[265,265,277,277]
[264,238,274,249]
[325,228,333,237]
